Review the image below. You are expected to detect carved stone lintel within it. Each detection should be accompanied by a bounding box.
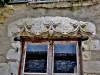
[8,17,96,37]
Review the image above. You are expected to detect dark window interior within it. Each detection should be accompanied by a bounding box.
[23,42,77,74]
[54,43,77,73]
[24,43,48,73]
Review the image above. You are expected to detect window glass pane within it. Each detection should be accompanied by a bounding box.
[54,43,77,73]
[24,43,48,73]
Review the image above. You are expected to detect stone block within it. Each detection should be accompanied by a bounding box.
[11,42,21,49]
[91,50,100,61]
[0,63,10,75]
[82,40,91,50]
[82,51,91,60]
[82,50,100,61]
[8,61,19,75]
[82,40,100,50]
[6,49,20,61]
[0,56,6,63]
[0,50,7,56]
[84,73,100,75]
[83,61,100,73]
[0,37,11,51]
[90,40,100,50]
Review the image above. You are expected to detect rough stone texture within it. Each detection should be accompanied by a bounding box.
[90,40,100,50]
[8,17,96,37]
[6,49,20,61]
[83,61,100,73]
[82,40,92,50]
[0,1,100,75]
[82,39,100,51]
[82,50,100,61]
[91,50,100,61]
[82,39,100,61]
[84,73,100,75]
[0,63,10,75]
[5,3,100,39]
[28,1,94,9]
[0,25,11,62]
[8,61,19,75]
[82,51,91,60]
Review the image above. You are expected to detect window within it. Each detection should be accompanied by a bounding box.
[20,39,80,75]
[23,42,48,74]
[54,42,77,73]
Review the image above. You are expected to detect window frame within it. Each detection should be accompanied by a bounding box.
[23,41,49,75]
[19,37,82,75]
[53,41,79,75]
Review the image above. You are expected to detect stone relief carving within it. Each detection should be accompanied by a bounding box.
[8,17,96,37]
[7,16,96,75]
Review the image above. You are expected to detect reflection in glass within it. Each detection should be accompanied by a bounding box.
[54,43,77,73]
[24,43,48,73]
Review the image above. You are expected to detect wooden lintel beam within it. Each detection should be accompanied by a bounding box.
[19,36,88,42]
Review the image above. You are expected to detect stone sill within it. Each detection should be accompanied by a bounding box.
[8,0,86,4]
[28,0,92,4]
[29,0,73,4]
[28,1,94,9]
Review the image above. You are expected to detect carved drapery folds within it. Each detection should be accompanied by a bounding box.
[8,17,96,38]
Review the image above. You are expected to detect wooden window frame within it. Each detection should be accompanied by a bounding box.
[18,37,83,75]
[23,42,49,75]
[53,41,79,75]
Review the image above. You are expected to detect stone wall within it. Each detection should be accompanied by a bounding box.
[82,40,100,75]
[0,1,100,75]
[6,1,100,38]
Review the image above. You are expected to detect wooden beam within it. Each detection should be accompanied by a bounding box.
[18,40,25,75]
[21,36,81,41]
[20,36,88,41]
[78,38,83,75]
[47,41,53,75]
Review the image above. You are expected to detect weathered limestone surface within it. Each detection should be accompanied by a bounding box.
[90,40,100,50]
[82,40,100,61]
[8,61,19,75]
[83,61,100,73]
[0,1,100,75]
[0,63,10,75]
[0,25,11,62]
[6,49,20,61]
[5,3,100,39]
[8,17,96,37]
[91,50,100,61]
[82,50,91,60]
[83,50,100,61]
[84,73,100,75]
